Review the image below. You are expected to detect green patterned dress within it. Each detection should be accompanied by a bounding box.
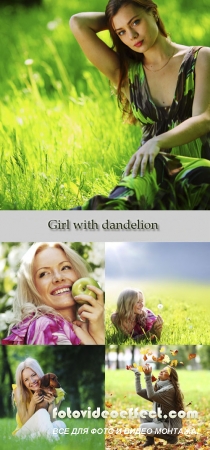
[74,47,210,210]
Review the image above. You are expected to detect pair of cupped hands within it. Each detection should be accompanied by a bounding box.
[31,390,55,406]
[72,284,104,345]
[127,364,153,375]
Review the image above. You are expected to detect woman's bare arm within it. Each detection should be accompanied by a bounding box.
[125,47,210,177]
[69,13,120,85]
[14,389,42,425]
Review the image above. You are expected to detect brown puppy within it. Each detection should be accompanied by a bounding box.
[35,373,60,412]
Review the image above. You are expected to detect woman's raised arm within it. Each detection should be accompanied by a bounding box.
[69,12,120,85]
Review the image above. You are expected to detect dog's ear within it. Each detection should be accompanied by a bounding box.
[48,373,57,379]
[40,374,50,388]
[48,373,59,384]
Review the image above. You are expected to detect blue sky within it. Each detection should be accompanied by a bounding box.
[105,242,210,282]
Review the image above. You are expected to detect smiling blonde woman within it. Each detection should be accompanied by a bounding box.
[12,358,65,441]
[2,242,104,345]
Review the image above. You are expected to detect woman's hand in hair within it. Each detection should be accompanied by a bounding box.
[124,138,161,178]
[75,286,105,344]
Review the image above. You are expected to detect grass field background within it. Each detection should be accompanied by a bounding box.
[105,280,210,345]
[0,0,210,209]
[0,418,104,450]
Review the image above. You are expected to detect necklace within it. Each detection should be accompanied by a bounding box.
[143,48,175,72]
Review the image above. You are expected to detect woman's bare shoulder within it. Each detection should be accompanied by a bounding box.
[197,46,210,60]
[173,43,191,54]
[195,47,210,73]
[174,44,210,58]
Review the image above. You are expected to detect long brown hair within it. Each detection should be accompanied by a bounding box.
[155,367,184,412]
[105,0,168,122]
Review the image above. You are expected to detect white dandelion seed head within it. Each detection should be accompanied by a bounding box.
[157,304,163,309]
[47,18,61,31]
[24,59,34,66]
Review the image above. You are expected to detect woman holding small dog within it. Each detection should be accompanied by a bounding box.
[2,242,104,345]
[12,358,65,440]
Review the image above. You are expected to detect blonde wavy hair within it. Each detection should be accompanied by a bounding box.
[13,358,44,422]
[112,288,147,331]
[9,242,89,330]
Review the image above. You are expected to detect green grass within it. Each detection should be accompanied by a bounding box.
[1,418,104,450]
[0,0,210,209]
[105,280,210,345]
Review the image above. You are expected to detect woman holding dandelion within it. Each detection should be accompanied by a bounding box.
[12,358,65,440]
[111,288,163,341]
[128,364,184,447]
[70,0,210,210]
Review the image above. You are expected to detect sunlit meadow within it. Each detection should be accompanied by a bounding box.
[0,0,210,209]
[105,280,210,345]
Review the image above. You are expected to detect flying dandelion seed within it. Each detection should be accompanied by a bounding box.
[158,304,163,309]
[24,59,34,66]
[47,18,62,31]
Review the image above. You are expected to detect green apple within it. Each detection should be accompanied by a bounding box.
[72,277,100,305]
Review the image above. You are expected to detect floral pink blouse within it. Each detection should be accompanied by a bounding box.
[2,314,81,345]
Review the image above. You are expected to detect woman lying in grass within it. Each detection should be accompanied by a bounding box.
[111,288,163,341]
[70,0,210,210]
